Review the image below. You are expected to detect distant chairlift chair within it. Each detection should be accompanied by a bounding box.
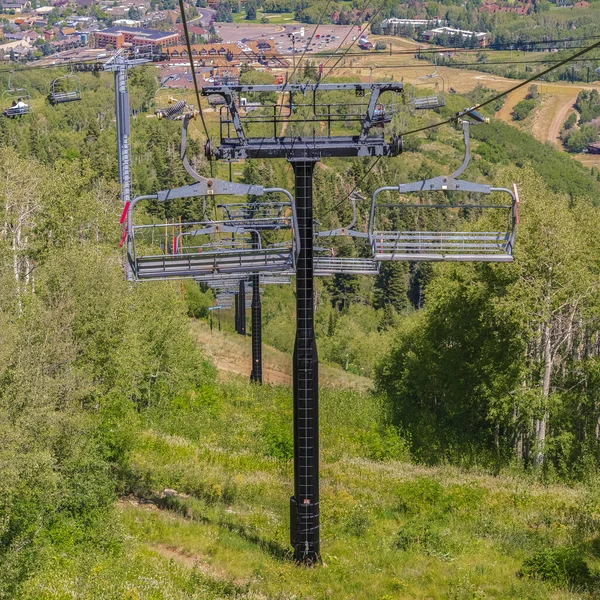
[154,79,194,120]
[409,60,446,110]
[48,70,82,105]
[314,193,379,276]
[369,119,517,262]
[2,73,32,117]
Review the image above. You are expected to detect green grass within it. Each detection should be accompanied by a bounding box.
[232,10,298,24]
[18,378,600,599]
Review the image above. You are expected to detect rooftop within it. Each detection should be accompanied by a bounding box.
[96,25,178,41]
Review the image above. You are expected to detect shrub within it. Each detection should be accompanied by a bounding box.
[359,425,411,462]
[511,99,537,121]
[519,547,593,588]
[184,280,213,318]
[263,422,293,461]
[394,521,441,552]
[562,112,577,131]
[564,124,599,153]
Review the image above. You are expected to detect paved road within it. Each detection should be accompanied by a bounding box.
[191,8,215,28]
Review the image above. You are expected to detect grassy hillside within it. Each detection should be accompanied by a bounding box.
[16,366,600,599]
[2,66,600,599]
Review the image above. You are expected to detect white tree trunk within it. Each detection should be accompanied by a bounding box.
[535,320,552,466]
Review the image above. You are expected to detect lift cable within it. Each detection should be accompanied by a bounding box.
[2,33,600,76]
[319,156,382,219]
[320,0,388,82]
[319,35,600,220]
[318,0,374,71]
[284,0,334,87]
[400,35,600,137]
[177,0,211,145]
[281,55,600,70]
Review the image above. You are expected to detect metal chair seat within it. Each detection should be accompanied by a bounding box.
[49,90,82,104]
[372,230,513,262]
[3,106,30,117]
[314,256,379,275]
[410,94,445,110]
[133,247,294,279]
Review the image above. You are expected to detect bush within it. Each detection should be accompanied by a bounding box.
[394,521,441,552]
[562,112,577,131]
[564,124,599,153]
[184,280,213,318]
[519,547,593,588]
[263,422,293,461]
[359,425,411,462]
[511,99,537,121]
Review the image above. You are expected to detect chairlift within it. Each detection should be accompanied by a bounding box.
[124,115,299,281]
[48,68,82,105]
[314,193,379,276]
[409,59,445,110]
[218,202,293,231]
[154,78,194,120]
[125,188,299,281]
[372,102,393,127]
[369,120,517,262]
[196,272,291,285]
[1,73,32,118]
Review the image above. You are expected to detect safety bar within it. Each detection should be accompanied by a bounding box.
[369,182,517,262]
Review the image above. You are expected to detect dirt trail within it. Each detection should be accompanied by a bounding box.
[545,93,577,145]
[191,320,371,391]
[495,86,529,123]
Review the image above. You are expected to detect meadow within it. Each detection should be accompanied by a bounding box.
[15,362,600,600]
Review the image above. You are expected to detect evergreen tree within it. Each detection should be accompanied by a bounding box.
[374,262,408,312]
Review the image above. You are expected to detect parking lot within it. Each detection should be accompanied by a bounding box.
[215,24,360,54]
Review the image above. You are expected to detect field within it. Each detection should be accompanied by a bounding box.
[232,11,297,24]
[300,36,600,165]
[22,324,600,599]
[190,320,371,390]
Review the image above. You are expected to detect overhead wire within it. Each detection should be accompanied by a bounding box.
[284,0,334,86]
[3,32,600,76]
[318,0,373,71]
[293,56,600,69]
[177,0,211,146]
[320,0,388,81]
[319,156,382,219]
[319,34,600,218]
[401,34,600,137]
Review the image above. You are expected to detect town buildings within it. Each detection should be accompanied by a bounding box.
[91,26,179,50]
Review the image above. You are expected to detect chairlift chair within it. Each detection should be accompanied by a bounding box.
[369,120,517,262]
[126,188,299,281]
[124,114,299,281]
[1,73,32,118]
[409,61,446,110]
[218,202,293,231]
[48,69,82,105]
[372,103,393,127]
[196,272,291,285]
[154,79,194,120]
[314,194,379,276]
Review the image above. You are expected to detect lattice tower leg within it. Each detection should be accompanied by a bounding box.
[250,273,262,384]
[114,64,131,206]
[114,62,132,280]
[239,280,247,336]
[290,160,320,564]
